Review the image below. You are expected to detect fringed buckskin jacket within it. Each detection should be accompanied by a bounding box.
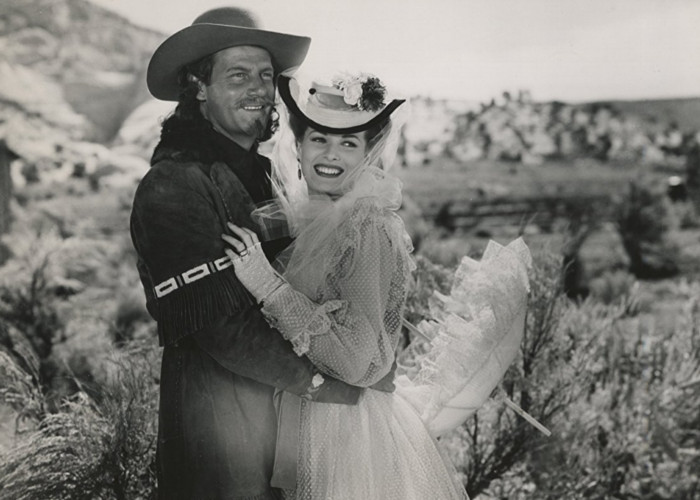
[130,116,361,500]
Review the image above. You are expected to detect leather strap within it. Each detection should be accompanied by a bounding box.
[270,391,302,489]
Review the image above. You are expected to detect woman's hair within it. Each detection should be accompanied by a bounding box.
[159,54,279,142]
[288,112,393,161]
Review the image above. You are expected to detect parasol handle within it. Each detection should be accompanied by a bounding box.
[401,318,551,437]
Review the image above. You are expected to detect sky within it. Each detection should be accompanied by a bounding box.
[90,0,700,103]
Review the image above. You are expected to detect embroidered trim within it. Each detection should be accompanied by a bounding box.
[154,256,233,298]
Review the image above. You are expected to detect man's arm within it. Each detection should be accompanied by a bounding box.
[130,163,366,403]
[193,308,363,403]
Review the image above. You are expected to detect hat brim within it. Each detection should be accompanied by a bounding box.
[278,75,405,135]
[147,24,311,101]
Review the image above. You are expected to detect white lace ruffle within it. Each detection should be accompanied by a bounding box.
[398,238,531,435]
[263,294,347,356]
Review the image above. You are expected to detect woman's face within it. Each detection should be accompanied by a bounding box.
[299,128,368,197]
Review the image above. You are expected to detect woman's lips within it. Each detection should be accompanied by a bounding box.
[313,164,344,177]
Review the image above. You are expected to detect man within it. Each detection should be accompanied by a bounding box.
[131,8,391,499]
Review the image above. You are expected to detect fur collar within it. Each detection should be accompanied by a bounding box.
[151,117,225,166]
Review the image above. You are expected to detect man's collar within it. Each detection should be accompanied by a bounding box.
[151,116,262,166]
[208,127,260,157]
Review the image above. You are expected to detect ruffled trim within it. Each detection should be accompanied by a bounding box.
[404,238,532,425]
[263,294,347,356]
[155,269,255,346]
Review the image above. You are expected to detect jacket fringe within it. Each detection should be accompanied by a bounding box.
[156,270,255,346]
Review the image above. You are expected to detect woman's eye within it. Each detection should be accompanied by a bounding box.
[342,141,358,148]
[310,136,326,143]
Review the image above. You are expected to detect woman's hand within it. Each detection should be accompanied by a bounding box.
[222,223,287,303]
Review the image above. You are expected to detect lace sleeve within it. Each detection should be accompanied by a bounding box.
[261,203,413,387]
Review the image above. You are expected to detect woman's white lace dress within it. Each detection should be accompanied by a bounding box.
[257,167,529,499]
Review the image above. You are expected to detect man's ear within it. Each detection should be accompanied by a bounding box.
[190,74,207,102]
[196,82,207,102]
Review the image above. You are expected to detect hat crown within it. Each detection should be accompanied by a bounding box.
[278,75,405,134]
[192,7,259,28]
[310,83,356,112]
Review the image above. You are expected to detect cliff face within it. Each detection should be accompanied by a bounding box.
[0,0,164,147]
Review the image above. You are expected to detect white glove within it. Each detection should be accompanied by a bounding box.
[222,223,286,303]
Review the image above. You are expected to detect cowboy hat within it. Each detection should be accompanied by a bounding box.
[278,74,405,134]
[147,7,311,101]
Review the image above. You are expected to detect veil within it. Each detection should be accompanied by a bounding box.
[251,78,411,296]
[253,77,411,241]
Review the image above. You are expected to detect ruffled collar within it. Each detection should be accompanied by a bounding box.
[253,165,403,240]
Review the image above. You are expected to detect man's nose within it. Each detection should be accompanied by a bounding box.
[246,75,269,95]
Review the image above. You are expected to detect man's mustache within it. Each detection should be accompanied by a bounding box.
[236,97,275,108]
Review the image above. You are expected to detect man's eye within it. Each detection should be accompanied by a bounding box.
[261,72,274,80]
[230,73,248,81]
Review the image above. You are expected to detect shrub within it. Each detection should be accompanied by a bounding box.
[418,232,474,269]
[444,250,586,498]
[0,229,66,400]
[588,269,641,311]
[613,179,681,279]
[0,339,159,500]
[669,199,700,229]
[405,245,699,498]
[521,286,700,499]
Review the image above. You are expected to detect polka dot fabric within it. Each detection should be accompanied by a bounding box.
[261,197,467,499]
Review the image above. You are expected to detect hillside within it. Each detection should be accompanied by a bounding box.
[589,97,700,133]
[0,0,164,144]
[1,0,698,170]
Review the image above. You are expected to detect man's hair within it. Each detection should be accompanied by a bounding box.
[160,53,278,143]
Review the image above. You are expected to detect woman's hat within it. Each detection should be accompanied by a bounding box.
[147,7,311,101]
[278,74,405,134]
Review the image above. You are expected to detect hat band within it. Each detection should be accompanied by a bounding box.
[304,104,380,129]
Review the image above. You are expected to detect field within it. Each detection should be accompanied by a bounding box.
[397,158,700,498]
[1,154,699,499]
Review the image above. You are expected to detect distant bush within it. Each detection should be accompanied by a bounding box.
[588,269,641,312]
[0,229,66,402]
[418,232,474,269]
[109,291,152,346]
[398,195,434,251]
[613,180,681,279]
[0,215,149,402]
[669,199,700,229]
[403,254,453,335]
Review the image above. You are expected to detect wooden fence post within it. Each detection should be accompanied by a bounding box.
[0,140,18,237]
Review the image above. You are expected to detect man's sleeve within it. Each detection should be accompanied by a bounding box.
[193,309,361,404]
[130,164,360,404]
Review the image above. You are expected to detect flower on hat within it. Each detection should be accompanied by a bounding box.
[331,72,387,112]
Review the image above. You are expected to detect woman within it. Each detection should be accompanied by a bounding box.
[223,73,528,499]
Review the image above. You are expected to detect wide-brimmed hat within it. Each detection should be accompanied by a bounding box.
[278,74,405,134]
[147,7,311,101]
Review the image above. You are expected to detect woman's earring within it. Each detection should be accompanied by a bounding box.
[297,159,302,180]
